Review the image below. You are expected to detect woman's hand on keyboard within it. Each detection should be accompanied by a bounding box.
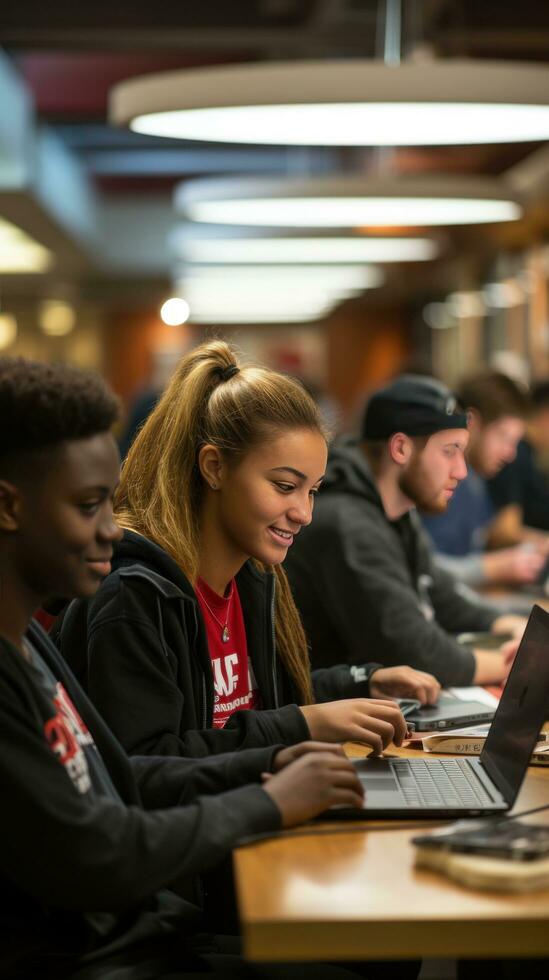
[368,665,441,705]
[300,699,407,754]
[271,740,347,772]
[263,750,365,825]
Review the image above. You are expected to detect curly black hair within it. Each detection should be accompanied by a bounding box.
[0,357,119,461]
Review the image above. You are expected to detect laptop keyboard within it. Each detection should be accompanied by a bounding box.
[391,757,495,808]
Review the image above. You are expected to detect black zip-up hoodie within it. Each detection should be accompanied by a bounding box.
[0,621,281,978]
[285,437,501,687]
[53,531,379,759]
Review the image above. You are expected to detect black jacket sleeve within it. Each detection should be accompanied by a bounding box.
[0,683,281,914]
[130,745,282,809]
[414,519,501,634]
[297,500,478,687]
[311,663,382,702]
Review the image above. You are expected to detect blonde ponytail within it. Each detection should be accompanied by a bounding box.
[115,339,322,704]
[116,340,237,581]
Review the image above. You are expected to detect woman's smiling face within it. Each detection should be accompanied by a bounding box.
[210,427,327,568]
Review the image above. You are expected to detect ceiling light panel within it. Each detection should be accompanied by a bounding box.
[178,263,383,290]
[131,102,549,146]
[176,263,383,324]
[112,60,549,146]
[172,233,438,264]
[0,217,52,273]
[185,197,520,227]
[177,176,522,229]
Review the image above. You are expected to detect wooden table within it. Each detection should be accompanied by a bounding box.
[234,743,549,962]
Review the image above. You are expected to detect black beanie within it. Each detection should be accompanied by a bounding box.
[362,375,468,440]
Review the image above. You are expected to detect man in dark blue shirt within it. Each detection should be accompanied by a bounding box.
[422,371,545,588]
[489,380,549,538]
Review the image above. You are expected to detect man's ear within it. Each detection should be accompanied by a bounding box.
[0,480,21,532]
[197,444,224,491]
[388,432,413,467]
[466,407,481,436]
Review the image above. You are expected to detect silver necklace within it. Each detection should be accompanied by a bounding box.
[196,583,234,643]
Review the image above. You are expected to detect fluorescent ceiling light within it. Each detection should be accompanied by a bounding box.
[0,217,52,273]
[177,176,522,229]
[111,60,549,146]
[177,263,382,324]
[179,294,347,324]
[172,232,438,264]
[187,198,518,227]
[179,264,383,290]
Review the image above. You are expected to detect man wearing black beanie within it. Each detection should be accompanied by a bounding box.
[285,375,526,688]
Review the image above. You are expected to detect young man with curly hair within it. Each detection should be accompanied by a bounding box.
[0,357,371,980]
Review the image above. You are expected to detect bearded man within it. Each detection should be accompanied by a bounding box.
[285,376,525,687]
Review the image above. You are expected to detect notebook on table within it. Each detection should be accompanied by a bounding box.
[336,604,549,820]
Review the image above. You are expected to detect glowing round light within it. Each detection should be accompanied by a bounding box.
[39,301,76,337]
[177,176,522,229]
[111,60,549,146]
[423,302,453,330]
[160,297,190,325]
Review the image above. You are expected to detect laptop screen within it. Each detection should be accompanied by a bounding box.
[480,604,549,805]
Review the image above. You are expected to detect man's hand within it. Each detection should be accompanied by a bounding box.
[483,546,546,585]
[368,666,441,705]
[263,751,365,826]
[473,648,508,684]
[272,741,346,773]
[491,614,527,640]
[300,698,407,754]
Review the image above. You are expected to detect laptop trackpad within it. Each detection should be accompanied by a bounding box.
[363,777,400,793]
[354,758,404,805]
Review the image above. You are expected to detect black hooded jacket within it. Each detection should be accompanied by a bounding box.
[285,437,501,687]
[0,620,281,978]
[53,530,381,759]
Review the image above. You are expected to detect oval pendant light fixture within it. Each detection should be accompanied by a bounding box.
[111,59,549,147]
[175,175,522,228]
[170,225,440,264]
[175,263,383,324]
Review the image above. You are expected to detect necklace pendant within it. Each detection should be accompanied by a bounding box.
[222,626,230,643]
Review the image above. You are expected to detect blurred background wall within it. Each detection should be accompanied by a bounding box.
[1,0,549,434]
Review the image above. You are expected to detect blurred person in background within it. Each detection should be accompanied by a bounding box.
[119,348,185,459]
[488,379,549,543]
[285,375,524,690]
[422,371,547,588]
[119,386,160,459]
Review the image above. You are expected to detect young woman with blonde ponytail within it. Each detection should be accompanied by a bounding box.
[54,340,439,759]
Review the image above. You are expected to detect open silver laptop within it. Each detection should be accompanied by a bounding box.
[344,604,549,819]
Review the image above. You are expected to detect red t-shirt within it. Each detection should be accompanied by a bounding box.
[195,577,260,728]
